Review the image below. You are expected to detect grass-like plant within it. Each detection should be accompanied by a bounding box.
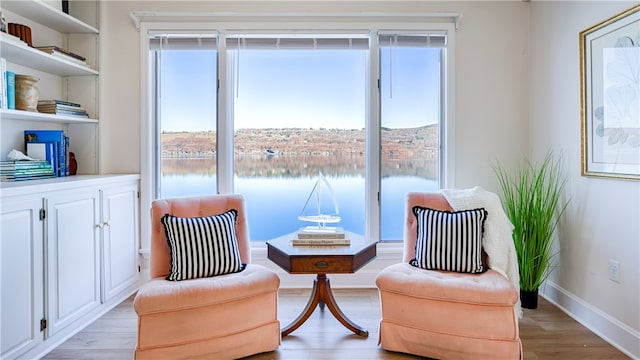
[493,152,568,292]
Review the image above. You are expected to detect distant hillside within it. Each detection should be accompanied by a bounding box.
[161,125,438,159]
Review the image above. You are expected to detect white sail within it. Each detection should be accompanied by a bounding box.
[298,171,341,231]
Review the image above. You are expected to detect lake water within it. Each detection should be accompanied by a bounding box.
[161,156,438,241]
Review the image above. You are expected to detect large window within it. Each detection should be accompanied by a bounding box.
[149,30,448,242]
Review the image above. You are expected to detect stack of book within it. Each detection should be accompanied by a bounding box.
[37,99,89,118]
[0,160,55,182]
[35,46,90,68]
[291,227,350,246]
[24,129,70,177]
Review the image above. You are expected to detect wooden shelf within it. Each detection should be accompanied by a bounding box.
[0,109,98,124]
[1,0,98,34]
[0,33,98,76]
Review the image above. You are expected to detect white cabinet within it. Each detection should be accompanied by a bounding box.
[45,186,101,337]
[0,196,45,359]
[0,175,139,360]
[100,183,139,302]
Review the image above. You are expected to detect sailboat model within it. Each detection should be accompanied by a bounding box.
[298,171,341,232]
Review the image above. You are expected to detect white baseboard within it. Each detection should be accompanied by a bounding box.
[540,280,640,359]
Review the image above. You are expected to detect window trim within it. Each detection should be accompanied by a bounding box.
[138,17,456,257]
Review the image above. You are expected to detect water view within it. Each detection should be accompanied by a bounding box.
[161,152,438,241]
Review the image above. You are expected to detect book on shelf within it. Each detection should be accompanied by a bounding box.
[34,46,86,62]
[0,159,53,170]
[0,58,6,109]
[27,142,58,176]
[0,160,55,182]
[6,70,15,110]
[37,104,86,112]
[34,46,90,68]
[38,108,89,118]
[37,99,90,118]
[297,227,346,239]
[291,238,351,246]
[38,99,82,107]
[1,173,56,182]
[24,130,68,177]
[64,136,70,176]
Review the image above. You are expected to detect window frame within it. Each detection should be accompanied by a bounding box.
[139,18,456,253]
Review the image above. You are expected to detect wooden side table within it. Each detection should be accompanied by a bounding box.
[266,232,377,337]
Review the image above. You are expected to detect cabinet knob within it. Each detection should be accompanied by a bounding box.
[102,221,110,227]
[95,223,103,229]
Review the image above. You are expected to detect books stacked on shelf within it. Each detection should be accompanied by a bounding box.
[24,130,70,177]
[0,160,55,182]
[34,46,90,68]
[37,99,89,118]
[291,227,350,246]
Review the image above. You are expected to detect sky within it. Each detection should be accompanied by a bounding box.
[159,45,441,132]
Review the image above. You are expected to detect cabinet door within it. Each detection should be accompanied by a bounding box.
[101,183,139,302]
[0,196,44,359]
[45,188,101,337]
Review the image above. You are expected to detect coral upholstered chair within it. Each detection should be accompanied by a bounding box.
[133,195,280,359]
[375,192,522,360]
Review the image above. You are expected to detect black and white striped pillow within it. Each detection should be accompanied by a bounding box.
[161,209,245,281]
[410,206,487,274]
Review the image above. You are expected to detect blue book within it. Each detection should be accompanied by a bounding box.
[26,142,58,177]
[6,71,15,110]
[24,130,66,177]
[64,135,70,175]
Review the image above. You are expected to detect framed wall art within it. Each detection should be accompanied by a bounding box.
[580,5,639,180]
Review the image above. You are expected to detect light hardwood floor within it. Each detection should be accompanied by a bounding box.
[42,288,628,360]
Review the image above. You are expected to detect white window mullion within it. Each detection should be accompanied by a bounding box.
[366,30,381,242]
[442,24,455,188]
[217,32,234,194]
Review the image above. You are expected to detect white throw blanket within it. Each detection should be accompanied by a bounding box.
[441,186,522,318]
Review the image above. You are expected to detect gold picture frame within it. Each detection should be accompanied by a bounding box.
[580,5,640,180]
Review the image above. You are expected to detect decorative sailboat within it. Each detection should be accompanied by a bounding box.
[298,171,341,233]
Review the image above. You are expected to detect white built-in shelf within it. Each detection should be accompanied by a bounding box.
[0,33,98,76]
[0,109,98,124]
[1,0,98,34]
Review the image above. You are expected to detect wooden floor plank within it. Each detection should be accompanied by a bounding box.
[41,289,629,360]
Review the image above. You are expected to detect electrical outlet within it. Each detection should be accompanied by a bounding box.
[608,259,620,283]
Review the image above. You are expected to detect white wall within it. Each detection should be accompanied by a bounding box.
[530,2,640,358]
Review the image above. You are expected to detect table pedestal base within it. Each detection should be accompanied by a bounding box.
[282,274,369,337]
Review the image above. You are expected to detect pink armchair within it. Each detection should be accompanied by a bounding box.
[133,195,280,359]
[375,192,522,359]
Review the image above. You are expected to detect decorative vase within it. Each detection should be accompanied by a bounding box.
[15,74,39,112]
[520,289,539,309]
[69,152,78,175]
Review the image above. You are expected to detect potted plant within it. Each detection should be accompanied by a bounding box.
[493,152,569,309]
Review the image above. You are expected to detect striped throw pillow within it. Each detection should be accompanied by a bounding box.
[410,206,487,274]
[161,209,245,281]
